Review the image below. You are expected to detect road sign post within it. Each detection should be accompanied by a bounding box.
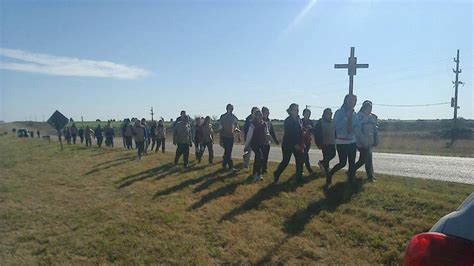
[47,110,69,151]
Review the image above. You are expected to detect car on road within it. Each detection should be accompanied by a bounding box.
[403,193,474,265]
[17,128,29,138]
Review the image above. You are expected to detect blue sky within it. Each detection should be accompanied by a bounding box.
[0,0,472,122]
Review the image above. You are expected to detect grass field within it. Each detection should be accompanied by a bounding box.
[1,135,473,264]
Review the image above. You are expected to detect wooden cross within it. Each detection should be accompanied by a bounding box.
[334,47,369,95]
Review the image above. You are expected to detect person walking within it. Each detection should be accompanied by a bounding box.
[173,115,192,167]
[314,108,336,188]
[243,107,259,168]
[327,94,360,185]
[219,104,241,172]
[261,107,279,175]
[104,122,115,147]
[193,117,204,163]
[301,109,314,175]
[121,119,130,149]
[244,109,269,182]
[354,100,379,182]
[65,127,72,145]
[150,120,158,151]
[124,123,133,149]
[95,124,104,148]
[155,119,166,153]
[78,127,84,144]
[141,118,150,154]
[273,103,304,183]
[84,125,93,148]
[70,123,78,144]
[133,120,146,160]
[199,116,214,164]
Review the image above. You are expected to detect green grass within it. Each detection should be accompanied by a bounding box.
[0,135,473,264]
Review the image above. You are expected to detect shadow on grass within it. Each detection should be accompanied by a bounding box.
[187,174,254,211]
[219,173,321,222]
[92,154,136,168]
[117,163,175,188]
[152,164,243,199]
[192,163,244,193]
[85,157,136,176]
[255,179,366,264]
[284,179,365,235]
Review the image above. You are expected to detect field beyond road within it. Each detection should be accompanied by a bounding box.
[1,136,473,264]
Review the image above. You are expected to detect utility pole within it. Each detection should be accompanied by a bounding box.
[150,107,155,122]
[451,49,463,141]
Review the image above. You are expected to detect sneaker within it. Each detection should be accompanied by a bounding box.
[253,175,260,182]
[230,168,238,173]
[318,161,325,172]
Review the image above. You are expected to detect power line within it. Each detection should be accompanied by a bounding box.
[307,101,450,109]
[372,102,450,107]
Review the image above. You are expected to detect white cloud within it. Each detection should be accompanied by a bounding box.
[278,0,319,40]
[0,48,150,79]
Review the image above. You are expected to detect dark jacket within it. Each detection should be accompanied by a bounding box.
[281,116,302,149]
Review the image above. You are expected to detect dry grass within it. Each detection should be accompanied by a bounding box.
[0,135,473,265]
[375,134,474,157]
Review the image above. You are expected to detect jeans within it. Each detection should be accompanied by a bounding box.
[274,146,304,180]
[303,143,313,173]
[199,141,214,163]
[125,136,133,149]
[96,137,103,148]
[136,141,145,158]
[321,144,336,184]
[155,138,165,153]
[222,136,234,169]
[262,145,271,174]
[85,137,92,147]
[105,137,114,147]
[355,147,374,179]
[251,144,265,176]
[175,143,190,166]
[329,143,357,181]
[72,134,77,144]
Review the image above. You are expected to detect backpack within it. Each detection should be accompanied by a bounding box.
[313,119,323,148]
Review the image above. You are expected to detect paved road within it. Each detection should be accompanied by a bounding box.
[48,136,474,185]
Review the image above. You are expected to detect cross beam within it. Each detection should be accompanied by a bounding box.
[334,47,369,95]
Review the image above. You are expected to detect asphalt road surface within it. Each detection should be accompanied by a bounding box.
[47,136,474,185]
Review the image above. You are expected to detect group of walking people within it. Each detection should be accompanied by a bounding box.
[62,122,115,148]
[62,93,379,189]
[167,93,378,189]
[218,94,379,188]
[271,94,379,188]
